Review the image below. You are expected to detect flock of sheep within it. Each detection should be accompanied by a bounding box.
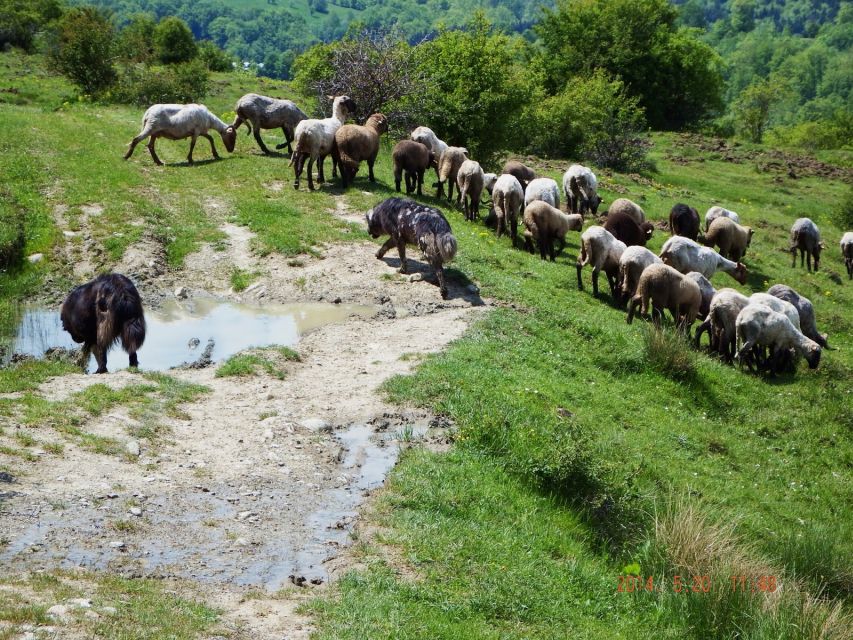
[122,94,853,377]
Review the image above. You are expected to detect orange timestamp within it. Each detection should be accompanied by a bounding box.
[617,574,778,594]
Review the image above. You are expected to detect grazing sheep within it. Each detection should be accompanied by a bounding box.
[290,95,357,191]
[603,211,654,247]
[789,217,823,271]
[392,140,435,196]
[660,236,747,284]
[366,197,457,299]
[124,103,237,166]
[410,126,448,170]
[522,201,582,261]
[685,272,716,319]
[436,146,469,202]
[626,263,701,331]
[483,173,498,195]
[735,303,821,373]
[767,284,829,347]
[607,198,646,225]
[842,232,853,280]
[618,246,661,303]
[524,178,560,209]
[60,274,146,374]
[576,226,627,298]
[492,174,525,246]
[669,203,701,240]
[503,160,535,191]
[457,159,485,221]
[334,113,388,188]
[703,216,754,262]
[562,164,602,216]
[694,288,750,359]
[705,206,740,231]
[231,93,307,155]
[748,293,801,331]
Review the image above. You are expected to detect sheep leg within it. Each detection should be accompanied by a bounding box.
[307,157,316,191]
[394,168,402,192]
[555,237,565,259]
[694,317,711,349]
[396,241,408,274]
[806,251,812,272]
[92,344,108,374]
[447,180,455,203]
[187,134,198,165]
[292,153,304,189]
[416,169,424,196]
[124,132,149,160]
[524,234,535,254]
[591,266,601,297]
[367,155,377,182]
[274,128,292,152]
[253,127,271,154]
[626,296,640,324]
[202,133,220,160]
[147,136,163,166]
[375,237,395,259]
[790,248,797,268]
[576,261,584,291]
[510,217,518,249]
[436,181,444,199]
[78,343,92,371]
[317,156,326,185]
[434,263,448,299]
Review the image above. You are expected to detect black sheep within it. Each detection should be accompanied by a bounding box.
[669,203,701,240]
[60,273,146,373]
[603,211,654,247]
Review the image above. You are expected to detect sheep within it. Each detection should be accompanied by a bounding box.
[60,273,146,374]
[705,206,740,231]
[607,198,646,225]
[703,216,754,262]
[747,292,801,331]
[669,203,701,240]
[576,226,627,298]
[735,303,821,373]
[685,272,716,319]
[455,160,485,222]
[618,246,661,303]
[436,146,469,202]
[290,95,357,191]
[789,218,823,272]
[522,201,582,261]
[626,263,701,332]
[392,140,435,196]
[694,288,750,359]
[231,93,307,155]
[124,103,237,166]
[366,197,457,299]
[524,178,560,209]
[503,160,535,191]
[492,174,525,246]
[483,173,498,195]
[767,284,829,348]
[562,164,602,216]
[841,232,853,280]
[659,236,747,284]
[603,211,654,247]
[334,113,388,188]
[410,126,448,169]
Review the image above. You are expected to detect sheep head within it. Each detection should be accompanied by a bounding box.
[221,126,237,152]
[746,227,754,247]
[641,222,655,241]
[734,262,748,284]
[365,208,381,238]
[804,344,822,369]
[366,113,388,134]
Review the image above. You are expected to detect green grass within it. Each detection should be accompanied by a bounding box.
[215,346,299,379]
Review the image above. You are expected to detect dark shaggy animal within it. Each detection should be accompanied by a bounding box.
[603,212,654,247]
[60,274,146,373]
[366,198,458,299]
[669,203,701,240]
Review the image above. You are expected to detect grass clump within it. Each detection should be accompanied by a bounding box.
[229,266,258,292]
[642,325,697,381]
[216,346,299,379]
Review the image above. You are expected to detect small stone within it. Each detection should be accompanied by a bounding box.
[106,492,118,499]
[333,297,342,304]
[125,440,140,457]
[47,604,70,619]
[408,273,423,282]
[63,230,78,238]
[234,537,250,547]
[109,540,126,549]
[188,337,200,349]
[67,598,92,609]
[101,606,117,615]
[236,511,255,521]
[84,610,100,620]
[27,253,44,264]
[128,507,142,517]
[300,418,330,432]
[262,429,274,441]
[174,286,188,300]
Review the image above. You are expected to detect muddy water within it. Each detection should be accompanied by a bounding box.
[7,298,376,372]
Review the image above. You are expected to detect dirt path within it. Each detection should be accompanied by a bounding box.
[1,197,486,638]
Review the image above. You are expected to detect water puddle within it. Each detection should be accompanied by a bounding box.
[5,298,376,372]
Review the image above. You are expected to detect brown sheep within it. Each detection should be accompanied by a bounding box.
[457,159,485,222]
[626,263,701,332]
[669,203,701,240]
[603,212,654,247]
[523,201,583,261]
[436,146,469,202]
[503,160,536,191]
[392,140,435,196]
[703,216,754,262]
[334,113,388,188]
[607,198,646,225]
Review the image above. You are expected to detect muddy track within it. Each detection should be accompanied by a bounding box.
[1,195,487,637]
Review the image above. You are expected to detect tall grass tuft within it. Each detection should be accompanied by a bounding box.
[642,325,697,380]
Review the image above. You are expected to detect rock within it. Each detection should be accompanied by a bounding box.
[84,611,100,620]
[47,605,70,619]
[408,273,423,282]
[333,297,342,304]
[300,418,330,432]
[262,429,274,441]
[234,537,250,547]
[27,253,44,264]
[174,286,188,300]
[236,511,255,521]
[188,337,200,349]
[128,507,142,517]
[101,606,117,615]
[67,598,92,609]
[63,230,78,238]
[125,440,141,457]
[109,541,126,549]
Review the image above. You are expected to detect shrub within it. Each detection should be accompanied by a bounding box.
[153,16,197,65]
[108,59,209,106]
[830,187,853,230]
[116,13,156,63]
[197,40,233,72]
[49,6,116,95]
[0,0,61,52]
[0,190,25,270]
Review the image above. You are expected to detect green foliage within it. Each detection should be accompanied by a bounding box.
[641,325,697,380]
[536,0,724,130]
[197,39,233,72]
[49,6,116,95]
[0,190,25,271]
[153,16,197,64]
[107,59,209,105]
[116,13,156,63]
[0,0,61,51]
[733,77,791,143]
[830,187,853,230]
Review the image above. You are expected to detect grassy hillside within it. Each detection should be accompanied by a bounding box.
[1,52,851,638]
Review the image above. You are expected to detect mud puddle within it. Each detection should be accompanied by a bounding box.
[6,298,376,372]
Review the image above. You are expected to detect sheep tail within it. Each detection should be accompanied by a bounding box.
[579,239,589,267]
[121,315,146,353]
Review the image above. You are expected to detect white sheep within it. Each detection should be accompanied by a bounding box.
[694,288,750,359]
[483,172,498,195]
[410,126,448,167]
[524,177,560,209]
[747,293,801,331]
[290,95,357,191]
[618,246,661,303]
[232,93,308,155]
[456,159,485,221]
[790,217,823,271]
[685,272,716,319]
[842,232,853,280]
[607,198,646,225]
[492,174,524,246]
[705,206,740,231]
[659,235,747,284]
[436,146,469,202]
[576,226,627,298]
[124,103,237,166]
[562,164,601,216]
[735,303,821,373]
[767,284,829,348]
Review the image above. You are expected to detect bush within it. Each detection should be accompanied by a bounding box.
[830,187,853,230]
[0,190,25,270]
[0,0,61,52]
[49,6,116,95]
[116,13,156,63]
[153,16,197,65]
[108,60,209,106]
[197,40,233,72]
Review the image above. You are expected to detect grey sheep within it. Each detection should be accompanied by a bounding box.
[231,93,308,155]
[790,217,823,271]
[767,284,829,348]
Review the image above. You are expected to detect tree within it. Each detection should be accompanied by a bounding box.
[197,39,233,71]
[1,0,62,51]
[535,0,724,130]
[50,6,116,95]
[733,77,791,143]
[153,16,197,64]
[117,13,156,63]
